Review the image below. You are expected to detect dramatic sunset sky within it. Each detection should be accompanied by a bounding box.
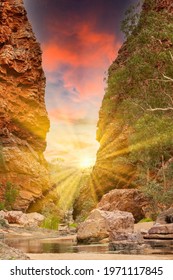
[23,0,136,166]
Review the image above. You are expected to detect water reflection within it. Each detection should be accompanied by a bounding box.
[4,237,173,255]
[4,238,109,254]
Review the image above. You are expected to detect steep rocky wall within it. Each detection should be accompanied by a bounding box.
[74,0,173,220]
[0,0,50,210]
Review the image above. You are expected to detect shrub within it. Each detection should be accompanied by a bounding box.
[139,217,153,223]
[41,215,60,230]
[0,181,19,211]
[4,182,19,210]
[0,202,5,211]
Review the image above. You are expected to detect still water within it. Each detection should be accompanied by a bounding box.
[4,236,173,255]
[4,237,109,254]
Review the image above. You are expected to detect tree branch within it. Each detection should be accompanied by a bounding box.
[146,107,173,112]
[162,74,173,82]
[169,51,173,62]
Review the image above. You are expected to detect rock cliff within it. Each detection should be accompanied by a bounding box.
[74,0,173,220]
[0,0,50,210]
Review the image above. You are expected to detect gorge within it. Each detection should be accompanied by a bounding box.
[0,0,173,226]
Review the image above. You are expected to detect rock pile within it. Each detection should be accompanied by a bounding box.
[0,210,44,227]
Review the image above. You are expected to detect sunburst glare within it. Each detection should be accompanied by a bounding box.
[79,156,95,169]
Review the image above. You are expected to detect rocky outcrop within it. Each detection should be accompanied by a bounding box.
[97,189,149,222]
[0,210,45,227]
[155,207,173,224]
[0,0,50,210]
[143,208,173,237]
[77,209,134,243]
[109,232,145,253]
[80,0,173,217]
[0,241,30,260]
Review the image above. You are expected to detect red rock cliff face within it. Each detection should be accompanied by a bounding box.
[0,0,50,210]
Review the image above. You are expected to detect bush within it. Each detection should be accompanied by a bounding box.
[138,217,153,223]
[41,215,60,230]
[0,181,19,211]
[0,202,5,211]
[4,182,19,210]
[40,202,60,230]
[69,223,78,228]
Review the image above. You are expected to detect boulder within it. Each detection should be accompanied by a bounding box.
[144,209,173,241]
[77,209,134,243]
[0,242,30,260]
[155,208,173,224]
[109,232,145,253]
[0,211,44,227]
[148,224,173,235]
[97,189,149,222]
[19,212,45,227]
[0,210,23,224]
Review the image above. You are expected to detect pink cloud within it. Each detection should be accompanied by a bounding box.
[42,23,120,71]
[42,22,121,99]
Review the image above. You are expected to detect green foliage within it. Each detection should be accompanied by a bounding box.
[97,0,173,218]
[0,218,8,228]
[69,223,78,228]
[41,215,60,230]
[4,182,19,210]
[0,202,5,211]
[121,1,142,38]
[41,202,60,230]
[138,217,153,223]
[141,180,173,218]
[129,114,173,168]
[0,181,19,211]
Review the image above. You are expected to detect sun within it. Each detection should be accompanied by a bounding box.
[79,156,95,169]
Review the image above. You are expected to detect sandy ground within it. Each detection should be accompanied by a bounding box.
[27,222,173,260]
[134,222,154,232]
[27,253,173,260]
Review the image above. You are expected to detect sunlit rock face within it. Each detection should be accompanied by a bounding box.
[0,0,50,210]
[97,189,149,223]
[77,209,134,244]
[87,0,173,210]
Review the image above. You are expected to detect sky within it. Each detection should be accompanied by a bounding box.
[23,0,136,166]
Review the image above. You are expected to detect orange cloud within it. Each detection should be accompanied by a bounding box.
[42,22,120,71]
[42,22,121,101]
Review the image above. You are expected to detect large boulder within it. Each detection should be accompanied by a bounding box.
[97,189,149,222]
[0,211,44,227]
[77,209,134,244]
